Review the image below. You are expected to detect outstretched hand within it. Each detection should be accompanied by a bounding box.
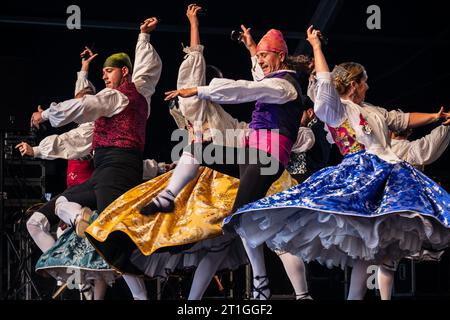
[140,17,158,34]
[437,106,450,126]
[15,142,34,157]
[164,88,198,101]
[30,105,44,129]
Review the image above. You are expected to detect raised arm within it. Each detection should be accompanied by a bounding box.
[306,26,345,127]
[132,17,163,116]
[239,24,264,81]
[188,4,201,48]
[179,4,206,89]
[307,26,329,74]
[32,23,161,128]
[176,4,208,123]
[75,46,98,97]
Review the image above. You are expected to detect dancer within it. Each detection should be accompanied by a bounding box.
[149,5,313,300]
[86,10,308,300]
[17,48,106,299]
[30,17,162,300]
[222,25,450,301]
[147,21,311,299]
[20,46,167,300]
[20,46,97,255]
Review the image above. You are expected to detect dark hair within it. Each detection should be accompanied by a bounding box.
[392,128,413,139]
[206,65,223,84]
[284,54,313,74]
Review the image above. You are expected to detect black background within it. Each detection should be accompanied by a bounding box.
[1,0,450,299]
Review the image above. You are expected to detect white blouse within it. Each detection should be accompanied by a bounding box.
[34,72,164,178]
[291,127,315,154]
[196,63,298,105]
[314,72,410,163]
[172,45,248,147]
[74,71,96,96]
[33,122,94,160]
[391,125,450,166]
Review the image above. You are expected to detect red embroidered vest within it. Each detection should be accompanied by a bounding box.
[92,82,148,151]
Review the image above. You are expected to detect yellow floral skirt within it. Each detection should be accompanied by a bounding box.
[86,167,297,274]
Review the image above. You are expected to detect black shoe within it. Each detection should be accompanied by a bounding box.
[252,275,271,300]
[140,190,175,216]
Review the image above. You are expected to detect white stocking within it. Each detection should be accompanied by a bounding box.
[278,252,310,299]
[188,248,230,300]
[55,196,82,226]
[167,152,200,195]
[347,260,370,300]
[26,212,55,252]
[378,265,394,300]
[149,153,200,211]
[241,237,270,300]
[93,279,108,300]
[123,275,148,300]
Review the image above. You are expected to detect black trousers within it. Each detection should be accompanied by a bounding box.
[33,148,143,226]
[34,196,59,226]
[57,147,143,213]
[186,142,284,213]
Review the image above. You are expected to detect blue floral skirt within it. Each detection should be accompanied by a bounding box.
[223,151,450,269]
[36,212,118,285]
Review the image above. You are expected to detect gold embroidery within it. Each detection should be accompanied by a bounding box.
[86,167,297,256]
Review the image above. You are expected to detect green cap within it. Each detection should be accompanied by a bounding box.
[103,52,133,74]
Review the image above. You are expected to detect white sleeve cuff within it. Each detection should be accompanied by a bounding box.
[197,86,210,100]
[77,70,88,78]
[32,146,41,158]
[316,72,332,81]
[183,45,204,54]
[41,109,49,121]
[138,33,150,41]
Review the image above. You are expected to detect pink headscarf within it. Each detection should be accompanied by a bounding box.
[256,29,288,55]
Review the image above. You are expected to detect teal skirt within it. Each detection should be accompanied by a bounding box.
[36,212,118,285]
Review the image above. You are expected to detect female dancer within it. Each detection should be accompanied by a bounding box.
[222,25,450,300]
